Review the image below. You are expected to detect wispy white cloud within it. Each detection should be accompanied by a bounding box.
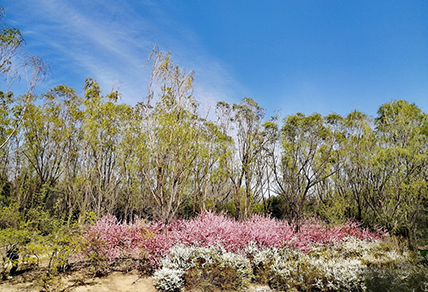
[20,0,154,102]
[8,0,248,110]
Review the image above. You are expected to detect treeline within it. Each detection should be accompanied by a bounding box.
[1,49,427,245]
[0,6,427,245]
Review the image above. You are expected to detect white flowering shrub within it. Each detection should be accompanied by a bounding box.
[153,267,184,292]
[250,237,428,292]
[160,244,200,271]
[309,257,366,291]
[154,244,252,291]
[266,249,367,291]
[252,247,279,283]
[219,251,253,288]
[360,238,428,292]
[153,238,427,292]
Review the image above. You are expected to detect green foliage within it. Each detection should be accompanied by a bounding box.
[264,195,286,219]
[0,202,78,281]
[0,6,23,76]
[275,112,341,230]
[364,264,428,292]
[224,198,237,218]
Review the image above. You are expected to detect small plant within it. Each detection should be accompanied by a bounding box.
[37,272,65,292]
[153,267,185,292]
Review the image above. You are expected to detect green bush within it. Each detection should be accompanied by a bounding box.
[0,203,78,281]
[364,264,428,292]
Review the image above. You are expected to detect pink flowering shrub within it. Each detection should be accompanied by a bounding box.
[79,215,156,272]
[154,212,384,255]
[79,212,385,272]
[160,212,295,253]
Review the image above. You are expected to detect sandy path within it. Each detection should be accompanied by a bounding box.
[0,271,157,292]
[68,271,157,292]
[0,271,269,291]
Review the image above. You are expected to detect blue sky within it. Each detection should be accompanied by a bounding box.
[2,0,428,118]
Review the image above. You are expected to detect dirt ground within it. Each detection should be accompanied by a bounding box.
[0,270,156,292]
[0,270,270,292]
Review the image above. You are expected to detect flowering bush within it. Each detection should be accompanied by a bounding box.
[153,244,252,292]
[249,244,366,291]
[78,215,155,274]
[153,212,384,256]
[75,212,428,291]
[80,211,394,290]
[364,264,428,292]
[153,267,184,292]
[250,237,428,292]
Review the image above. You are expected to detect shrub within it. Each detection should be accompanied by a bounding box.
[253,246,366,292]
[364,264,428,292]
[82,212,387,286]
[153,267,185,292]
[251,237,426,292]
[153,212,383,256]
[78,215,155,275]
[153,244,252,292]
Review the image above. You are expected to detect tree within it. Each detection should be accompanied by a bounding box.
[215,98,269,218]
[188,119,232,216]
[141,49,201,223]
[80,78,125,218]
[0,6,23,78]
[274,113,339,231]
[42,85,84,224]
[369,100,428,245]
[332,111,376,222]
[0,6,48,151]
[114,103,146,222]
